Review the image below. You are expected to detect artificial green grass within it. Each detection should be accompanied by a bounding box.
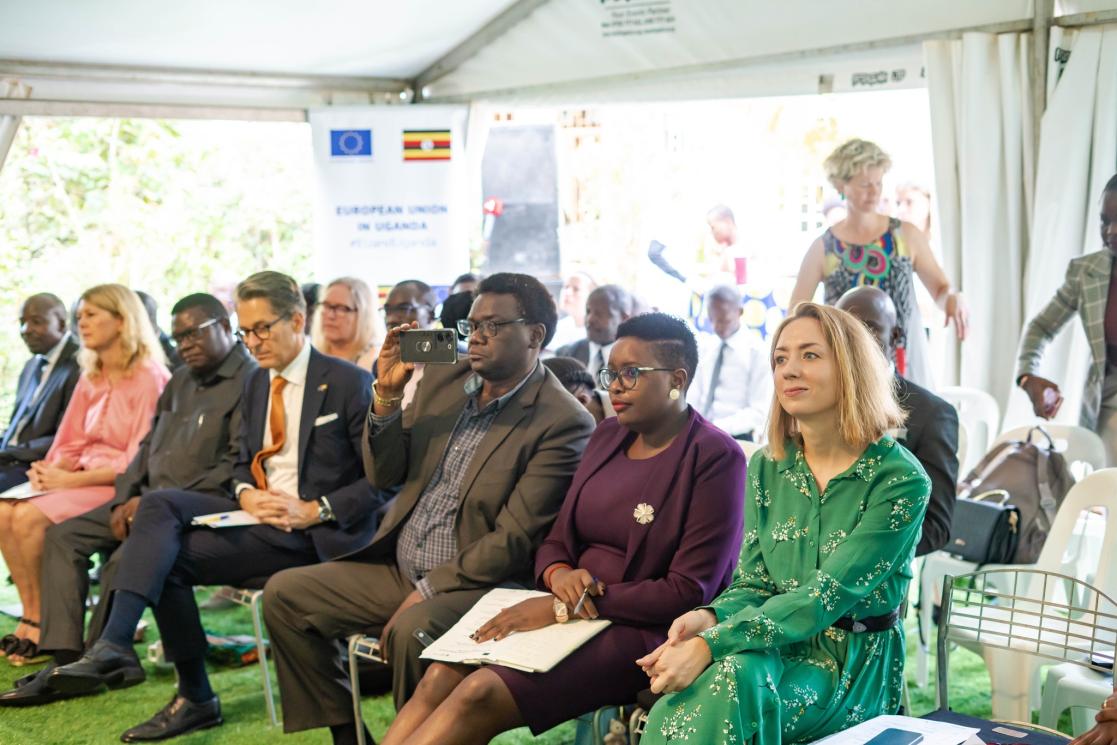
[0,571,1006,745]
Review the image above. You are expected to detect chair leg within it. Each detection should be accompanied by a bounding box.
[250,592,278,726]
[348,635,366,745]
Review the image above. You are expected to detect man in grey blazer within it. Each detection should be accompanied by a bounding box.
[554,284,634,382]
[1016,175,1117,462]
[262,273,595,745]
[0,293,80,492]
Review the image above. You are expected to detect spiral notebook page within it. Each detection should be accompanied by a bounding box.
[420,588,611,673]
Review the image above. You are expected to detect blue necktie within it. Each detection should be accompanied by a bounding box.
[2,357,48,450]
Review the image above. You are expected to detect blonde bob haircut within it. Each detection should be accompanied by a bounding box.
[311,276,386,355]
[823,138,893,190]
[77,284,166,377]
[765,302,905,460]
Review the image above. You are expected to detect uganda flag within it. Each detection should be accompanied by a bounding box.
[402,130,451,161]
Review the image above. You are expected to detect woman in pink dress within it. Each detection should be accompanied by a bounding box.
[0,284,170,664]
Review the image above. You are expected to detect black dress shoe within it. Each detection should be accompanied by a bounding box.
[46,639,145,695]
[120,694,222,742]
[0,666,81,707]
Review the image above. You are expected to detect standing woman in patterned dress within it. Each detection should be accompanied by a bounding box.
[638,302,930,745]
[790,138,968,388]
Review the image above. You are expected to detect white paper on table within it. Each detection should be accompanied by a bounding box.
[0,481,47,500]
[809,715,980,745]
[190,510,261,528]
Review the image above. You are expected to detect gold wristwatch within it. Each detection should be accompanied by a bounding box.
[553,597,569,624]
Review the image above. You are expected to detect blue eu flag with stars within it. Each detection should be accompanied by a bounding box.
[330,129,372,157]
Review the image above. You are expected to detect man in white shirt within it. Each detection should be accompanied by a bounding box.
[555,284,634,381]
[688,285,772,440]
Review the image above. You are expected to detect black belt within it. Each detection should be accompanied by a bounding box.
[832,608,901,633]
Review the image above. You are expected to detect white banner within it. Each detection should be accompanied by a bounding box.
[310,105,469,287]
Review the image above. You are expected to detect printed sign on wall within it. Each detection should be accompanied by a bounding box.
[310,105,469,286]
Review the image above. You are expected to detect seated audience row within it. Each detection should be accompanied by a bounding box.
[0,270,956,745]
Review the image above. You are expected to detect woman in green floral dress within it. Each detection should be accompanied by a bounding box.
[638,302,930,745]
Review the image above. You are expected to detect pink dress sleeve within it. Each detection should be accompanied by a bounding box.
[45,373,92,466]
[113,361,171,473]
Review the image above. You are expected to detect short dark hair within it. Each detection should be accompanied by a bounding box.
[615,312,699,389]
[171,293,230,321]
[453,272,480,287]
[543,356,595,392]
[1105,173,1117,194]
[440,290,475,333]
[301,282,321,308]
[477,272,558,347]
[590,284,634,316]
[707,284,742,307]
[394,279,438,309]
[236,271,306,317]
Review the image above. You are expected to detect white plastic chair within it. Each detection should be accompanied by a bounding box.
[208,585,277,726]
[916,425,1110,689]
[1039,664,1113,735]
[939,386,1001,475]
[937,469,1117,721]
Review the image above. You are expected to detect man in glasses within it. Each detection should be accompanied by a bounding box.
[2,292,254,706]
[42,273,383,743]
[261,273,595,745]
[378,280,438,408]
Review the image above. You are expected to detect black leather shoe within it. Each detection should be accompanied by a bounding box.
[46,639,145,695]
[0,666,82,707]
[120,694,222,742]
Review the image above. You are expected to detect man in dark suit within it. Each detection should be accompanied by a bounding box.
[45,272,381,742]
[261,273,595,745]
[555,284,634,382]
[836,286,959,555]
[0,293,80,492]
[0,293,255,707]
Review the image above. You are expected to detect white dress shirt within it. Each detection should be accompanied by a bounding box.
[688,329,772,440]
[588,340,615,381]
[261,340,311,497]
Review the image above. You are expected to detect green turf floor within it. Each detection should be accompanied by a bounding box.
[0,572,1008,745]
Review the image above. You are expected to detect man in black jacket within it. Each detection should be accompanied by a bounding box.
[836,286,959,555]
[0,293,80,492]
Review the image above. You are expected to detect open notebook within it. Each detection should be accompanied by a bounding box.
[419,588,610,673]
[0,481,47,500]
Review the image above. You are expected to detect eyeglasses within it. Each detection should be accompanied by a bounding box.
[171,317,220,347]
[381,303,429,317]
[320,302,357,316]
[236,314,290,342]
[456,318,527,339]
[598,366,676,390]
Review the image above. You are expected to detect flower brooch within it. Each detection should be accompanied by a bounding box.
[633,503,655,525]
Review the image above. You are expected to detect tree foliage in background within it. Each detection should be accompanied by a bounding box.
[0,116,314,419]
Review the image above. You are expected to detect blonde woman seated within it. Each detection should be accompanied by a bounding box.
[0,285,169,664]
[311,276,385,370]
[639,302,930,745]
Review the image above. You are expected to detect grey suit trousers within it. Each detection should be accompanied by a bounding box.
[39,502,121,654]
[262,559,488,732]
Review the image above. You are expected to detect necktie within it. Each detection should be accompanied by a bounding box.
[593,348,605,377]
[250,376,288,489]
[2,357,47,450]
[704,342,728,417]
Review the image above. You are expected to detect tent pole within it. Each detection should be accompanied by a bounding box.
[1032,0,1053,160]
[0,114,20,174]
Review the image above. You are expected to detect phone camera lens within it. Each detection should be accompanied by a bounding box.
[418,339,432,353]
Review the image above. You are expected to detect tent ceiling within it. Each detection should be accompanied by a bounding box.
[0,0,516,79]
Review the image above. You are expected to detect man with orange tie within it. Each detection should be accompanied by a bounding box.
[45,271,380,743]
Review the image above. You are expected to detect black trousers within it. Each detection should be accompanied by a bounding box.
[40,502,120,654]
[0,462,28,493]
[110,489,318,663]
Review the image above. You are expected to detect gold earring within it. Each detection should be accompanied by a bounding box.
[669,388,680,401]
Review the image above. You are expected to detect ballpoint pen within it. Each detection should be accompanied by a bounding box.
[571,577,599,617]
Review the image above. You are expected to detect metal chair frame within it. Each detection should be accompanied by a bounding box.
[938,568,1117,730]
[210,586,277,726]
[347,634,383,745]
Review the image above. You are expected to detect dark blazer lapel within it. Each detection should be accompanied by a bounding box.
[456,365,546,501]
[249,368,270,456]
[621,409,702,570]
[297,349,329,477]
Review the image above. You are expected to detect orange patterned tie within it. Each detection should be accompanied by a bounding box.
[250,376,288,489]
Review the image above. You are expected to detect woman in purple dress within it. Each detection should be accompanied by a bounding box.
[0,285,169,663]
[381,312,747,745]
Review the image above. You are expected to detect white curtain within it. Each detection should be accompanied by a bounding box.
[1001,25,1117,431]
[924,33,1035,412]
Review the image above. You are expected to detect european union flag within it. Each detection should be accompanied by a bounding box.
[330,129,372,157]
